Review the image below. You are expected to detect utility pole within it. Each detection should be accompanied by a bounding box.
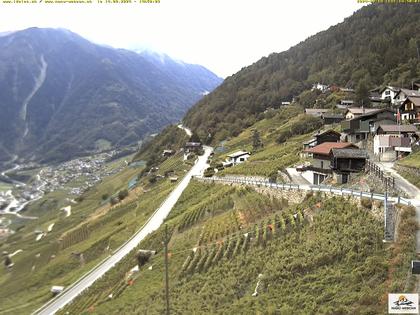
[384,179,388,241]
[164,224,170,315]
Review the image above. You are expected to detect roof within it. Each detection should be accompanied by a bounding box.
[378,124,417,133]
[227,151,250,158]
[313,129,342,137]
[185,142,202,147]
[331,148,369,159]
[322,113,344,119]
[304,142,355,156]
[349,108,395,121]
[379,86,400,94]
[394,88,420,99]
[403,96,420,107]
[345,107,380,115]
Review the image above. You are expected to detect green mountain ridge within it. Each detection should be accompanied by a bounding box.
[1,4,420,315]
[184,4,420,143]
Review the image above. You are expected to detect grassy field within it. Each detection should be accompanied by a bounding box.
[0,181,12,192]
[58,181,416,315]
[398,151,420,168]
[0,152,192,314]
[396,151,420,188]
[211,108,336,178]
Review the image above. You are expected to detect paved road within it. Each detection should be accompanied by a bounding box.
[375,161,420,252]
[285,168,310,185]
[375,161,420,200]
[198,175,410,205]
[34,146,213,315]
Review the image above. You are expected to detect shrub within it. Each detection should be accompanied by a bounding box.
[118,189,129,201]
[360,198,372,209]
[110,197,119,206]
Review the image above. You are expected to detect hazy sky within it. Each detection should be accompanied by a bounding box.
[0,0,365,77]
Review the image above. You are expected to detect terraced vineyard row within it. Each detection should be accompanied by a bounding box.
[180,210,305,276]
[59,224,90,250]
[177,192,235,231]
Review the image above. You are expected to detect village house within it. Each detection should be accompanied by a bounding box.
[322,113,344,124]
[380,86,400,104]
[184,142,202,153]
[302,142,367,184]
[302,129,341,152]
[344,107,380,120]
[339,87,355,93]
[330,148,369,183]
[341,108,395,143]
[312,83,329,93]
[397,96,420,122]
[393,88,420,106]
[375,124,418,136]
[373,124,418,161]
[414,83,420,91]
[224,151,250,166]
[373,135,412,161]
[162,149,174,157]
[339,100,354,107]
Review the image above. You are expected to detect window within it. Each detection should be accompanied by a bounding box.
[320,161,324,169]
[385,90,390,95]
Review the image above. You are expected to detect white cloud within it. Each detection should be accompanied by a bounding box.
[0,0,365,77]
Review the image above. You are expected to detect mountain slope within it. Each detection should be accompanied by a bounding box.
[184,4,420,143]
[0,28,222,165]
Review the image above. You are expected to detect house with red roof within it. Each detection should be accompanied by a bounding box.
[303,142,368,184]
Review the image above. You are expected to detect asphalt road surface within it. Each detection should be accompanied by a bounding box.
[34,146,212,315]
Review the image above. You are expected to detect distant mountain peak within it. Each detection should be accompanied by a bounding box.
[0,28,222,166]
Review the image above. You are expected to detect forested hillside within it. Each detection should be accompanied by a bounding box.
[184,4,420,143]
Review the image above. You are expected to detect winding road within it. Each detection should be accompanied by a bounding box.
[34,134,212,315]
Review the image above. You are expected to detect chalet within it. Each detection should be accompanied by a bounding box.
[312,83,329,93]
[330,148,369,183]
[397,96,420,122]
[162,149,174,157]
[374,134,412,161]
[380,86,400,104]
[185,142,202,153]
[305,108,329,117]
[393,88,420,105]
[341,109,395,143]
[339,87,355,93]
[322,113,344,124]
[339,100,354,107]
[414,83,420,91]
[344,107,380,120]
[302,130,341,152]
[226,151,250,166]
[375,124,417,136]
[303,142,358,184]
[369,88,383,104]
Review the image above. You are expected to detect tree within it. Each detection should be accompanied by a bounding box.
[148,175,157,184]
[252,130,263,151]
[355,79,370,106]
[118,189,129,201]
[190,131,201,143]
[110,197,119,206]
